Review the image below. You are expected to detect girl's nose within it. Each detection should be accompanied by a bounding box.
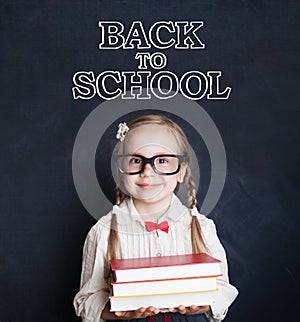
[140,163,155,177]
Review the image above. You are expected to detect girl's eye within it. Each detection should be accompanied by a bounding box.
[129,158,141,164]
[157,158,168,164]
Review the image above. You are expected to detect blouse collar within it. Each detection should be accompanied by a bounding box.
[112,194,194,226]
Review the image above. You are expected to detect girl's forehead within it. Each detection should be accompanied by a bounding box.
[123,124,179,154]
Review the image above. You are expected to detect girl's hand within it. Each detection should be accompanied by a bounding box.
[168,305,210,315]
[115,306,160,319]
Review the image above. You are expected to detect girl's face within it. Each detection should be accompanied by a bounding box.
[119,124,187,212]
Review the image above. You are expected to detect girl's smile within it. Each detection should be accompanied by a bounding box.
[136,183,162,189]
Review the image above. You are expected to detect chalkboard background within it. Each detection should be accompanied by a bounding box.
[1,1,299,322]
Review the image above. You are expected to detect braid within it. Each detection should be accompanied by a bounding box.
[104,211,119,282]
[116,186,126,206]
[106,187,125,263]
[190,215,209,254]
[184,166,209,254]
[106,212,119,260]
[184,166,197,209]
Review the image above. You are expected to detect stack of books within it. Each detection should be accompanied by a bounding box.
[109,253,221,311]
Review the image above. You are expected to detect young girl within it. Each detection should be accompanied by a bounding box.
[74,114,238,322]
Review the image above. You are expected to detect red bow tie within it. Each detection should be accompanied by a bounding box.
[145,221,169,233]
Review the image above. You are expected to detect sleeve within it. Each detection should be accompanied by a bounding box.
[201,217,239,322]
[73,223,110,322]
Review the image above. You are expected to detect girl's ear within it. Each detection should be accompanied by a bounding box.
[177,163,188,183]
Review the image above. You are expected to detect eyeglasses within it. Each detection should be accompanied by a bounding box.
[115,154,187,175]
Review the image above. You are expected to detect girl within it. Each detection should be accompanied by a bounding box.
[74,114,238,322]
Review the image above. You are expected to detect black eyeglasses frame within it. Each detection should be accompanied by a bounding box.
[114,154,187,176]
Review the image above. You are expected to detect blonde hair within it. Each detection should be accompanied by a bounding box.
[106,114,208,262]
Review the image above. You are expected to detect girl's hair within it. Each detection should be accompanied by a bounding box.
[106,114,208,263]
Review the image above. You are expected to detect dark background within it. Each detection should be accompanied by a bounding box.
[1,1,299,321]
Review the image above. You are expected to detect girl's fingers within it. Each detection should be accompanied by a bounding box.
[168,307,177,312]
[178,305,186,314]
[114,311,123,317]
[177,305,210,315]
[116,305,209,318]
[115,307,147,319]
[145,306,160,316]
[136,307,146,314]
[189,305,199,312]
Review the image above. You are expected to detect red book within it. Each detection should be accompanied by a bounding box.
[110,253,221,283]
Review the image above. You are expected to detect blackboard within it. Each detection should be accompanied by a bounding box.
[1,1,299,322]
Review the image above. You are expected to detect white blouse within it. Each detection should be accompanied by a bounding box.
[73,194,238,322]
